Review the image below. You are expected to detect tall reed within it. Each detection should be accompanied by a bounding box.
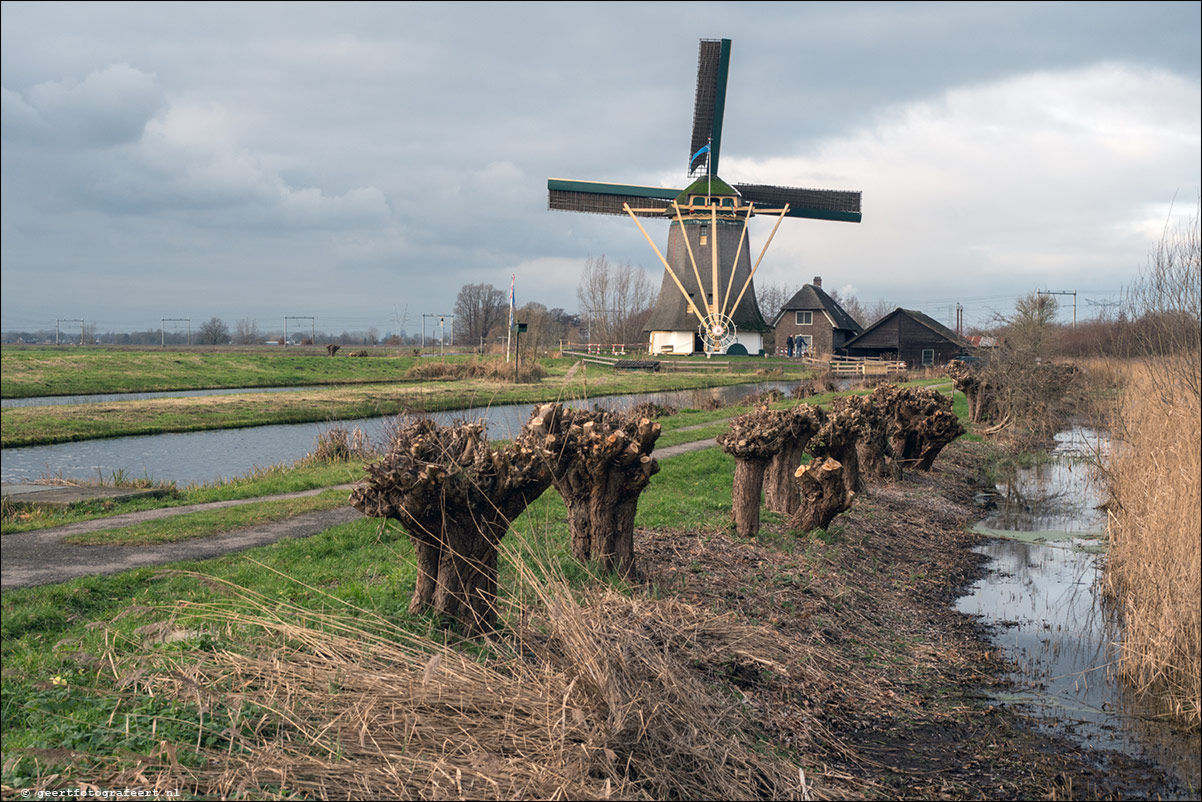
[1104,359,1201,727]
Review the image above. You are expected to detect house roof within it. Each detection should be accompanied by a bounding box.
[773,284,863,333]
[844,308,971,349]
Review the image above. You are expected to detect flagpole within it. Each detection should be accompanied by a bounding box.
[506,273,514,362]
[706,136,712,199]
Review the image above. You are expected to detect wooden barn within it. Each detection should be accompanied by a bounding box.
[843,308,969,367]
[772,277,863,357]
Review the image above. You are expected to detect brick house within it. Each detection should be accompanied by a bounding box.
[771,277,863,356]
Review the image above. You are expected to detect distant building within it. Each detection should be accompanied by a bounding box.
[771,277,863,356]
[844,308,970,367]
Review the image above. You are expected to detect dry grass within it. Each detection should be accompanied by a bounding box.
[58,560,821,801]
[1103,359,1201,727]
[302,425,375,465]
[404,357,548,383]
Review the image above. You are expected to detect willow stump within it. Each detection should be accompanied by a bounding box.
[887,387,964,471]
[808,402,869,496]
[522,404,660,578]
[947,362,995,424]
[763,404,826,515]
[717,407,792,537]
[349,418,550,634]
[789,458,853,533]
[845,388,899,482]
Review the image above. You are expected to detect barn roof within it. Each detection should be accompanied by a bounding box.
[844,308,971,349]
[773,283,863,333]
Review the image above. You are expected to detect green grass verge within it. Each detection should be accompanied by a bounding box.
[2,462,365,535]
[61,489,351,545]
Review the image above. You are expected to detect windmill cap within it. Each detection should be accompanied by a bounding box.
[675,175,739,203]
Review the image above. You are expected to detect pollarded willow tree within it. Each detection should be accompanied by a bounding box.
[843,385,967,481]
[946,362,996,425]
[522,403,660,578]
[807,399,870,497]
[350,418,551,634]
[884,386,965,471]
[763,404,826,516]
[717,407,794,537]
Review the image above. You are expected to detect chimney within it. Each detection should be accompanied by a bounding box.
[812,276,822,288]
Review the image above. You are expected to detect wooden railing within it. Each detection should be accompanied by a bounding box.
[828,357,907,376]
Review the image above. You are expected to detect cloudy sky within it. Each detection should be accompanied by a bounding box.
[2,1,1198,335]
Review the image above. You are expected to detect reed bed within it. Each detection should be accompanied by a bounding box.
[65,561,822,801]
[1104,359,1201,727]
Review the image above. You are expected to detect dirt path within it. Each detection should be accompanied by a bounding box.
[1,440,719,591]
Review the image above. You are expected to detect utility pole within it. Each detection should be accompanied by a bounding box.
[422,314,454,355]
[1037,290,1076,328]
[284,316,315,347]
[56,319,83,346]
[161,318,190,347]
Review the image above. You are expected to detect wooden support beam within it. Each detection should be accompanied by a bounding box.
[624,203,708,328]
[727,203,790,323]
[720,203,753,321]
[672,201,710,317]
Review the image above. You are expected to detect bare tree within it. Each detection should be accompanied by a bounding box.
[862,298,896,327]
[1123,201,1201,401]
[576,255,654,345]
[197,317,230,345]
[756,281,796,327]
[366,326,379,346]
[234,318,260,345]
[828,289,867,329]
[453,283,507,347]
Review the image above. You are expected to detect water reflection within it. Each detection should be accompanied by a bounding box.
[956,425,1199,793]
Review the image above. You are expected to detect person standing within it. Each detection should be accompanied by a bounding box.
[786,334,795,358]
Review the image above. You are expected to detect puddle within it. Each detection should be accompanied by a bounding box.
[956,425,1199,794]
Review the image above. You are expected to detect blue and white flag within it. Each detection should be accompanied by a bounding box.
[508,273,515,329]
[690,144,710,166]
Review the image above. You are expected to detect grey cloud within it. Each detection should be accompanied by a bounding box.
[5,63,165,148]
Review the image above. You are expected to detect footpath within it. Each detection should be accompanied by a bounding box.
[0,438,717,591]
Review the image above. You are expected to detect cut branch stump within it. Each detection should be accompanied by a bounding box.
[789,458,853,533]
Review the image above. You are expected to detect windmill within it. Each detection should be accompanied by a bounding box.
[549,38,862,355]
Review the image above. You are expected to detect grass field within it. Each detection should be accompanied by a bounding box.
[0,346,424,397]
[1,345,815,398]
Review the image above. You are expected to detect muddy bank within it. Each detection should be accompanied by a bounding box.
[639,439,1188,799]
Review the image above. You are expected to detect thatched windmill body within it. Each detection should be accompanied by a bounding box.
[549,38,862,355]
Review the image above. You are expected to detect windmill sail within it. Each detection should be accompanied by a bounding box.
[548,179,679,218]
[734,184,862,222]
[689,39,730,177]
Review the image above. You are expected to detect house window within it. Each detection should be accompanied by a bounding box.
[796,335,813,354]
[795,311,813,326]
[699,225,708,246]
[921,348,935,366]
